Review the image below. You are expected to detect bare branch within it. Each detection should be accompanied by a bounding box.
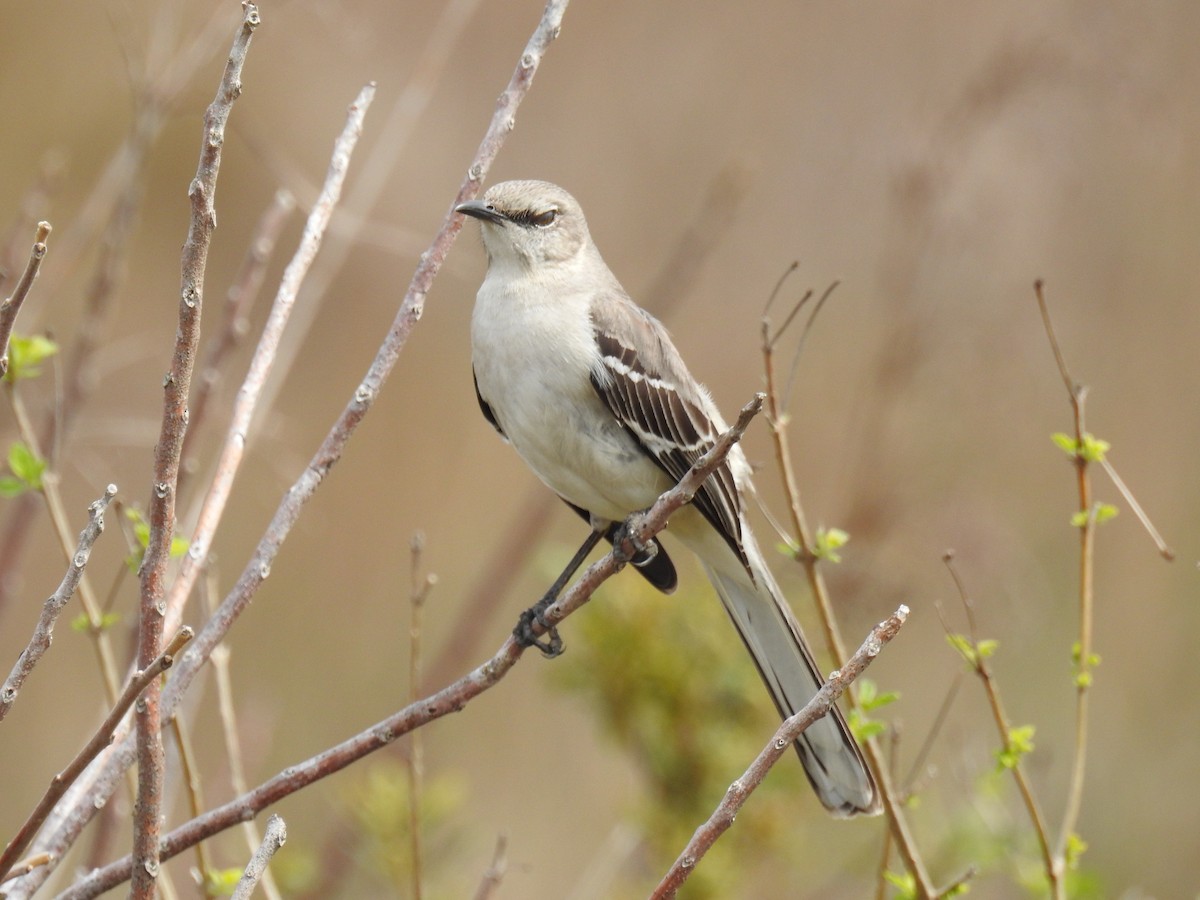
[0,221,51,376]
[164,82,376,643]
[10,4,571,893]
[180,188,296,485]
[650,606,910,900]
[0,485,116,723]
[55,389,755,900]
[0,628,193,882]
[230,815,286,900]
[132,6,260,894]
[471,836,508,900]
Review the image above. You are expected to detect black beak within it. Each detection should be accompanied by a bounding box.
[455,200,507,225]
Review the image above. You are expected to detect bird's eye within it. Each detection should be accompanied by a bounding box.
[529,208,557,227]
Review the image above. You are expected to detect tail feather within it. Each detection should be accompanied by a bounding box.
[684,521,880,817]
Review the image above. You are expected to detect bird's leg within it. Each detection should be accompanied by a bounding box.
[610,513,656,567]
[514,527,604,657]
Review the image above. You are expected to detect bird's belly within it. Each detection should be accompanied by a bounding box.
[501,380,671,522]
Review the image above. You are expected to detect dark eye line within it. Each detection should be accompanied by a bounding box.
[510,208,558,227]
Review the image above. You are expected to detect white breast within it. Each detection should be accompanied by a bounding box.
[470,270,672,522]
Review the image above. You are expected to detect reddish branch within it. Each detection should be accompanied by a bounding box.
[650,605,909,900]
[131,5,259,896]
[56,392,761,900]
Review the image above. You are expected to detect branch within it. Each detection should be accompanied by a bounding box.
[0,485,117,723]
[0,221,51,376]
[55,392,757,900]
[9,4,571,894]
[0,628,194,882]
[164,82,376,643]
[229,815,286,900]
[650,606,910,900]
[131,6,260,895]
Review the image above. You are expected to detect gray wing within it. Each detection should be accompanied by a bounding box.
[588,294,748,568]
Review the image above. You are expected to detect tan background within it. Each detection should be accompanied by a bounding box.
[1,1,1197,896]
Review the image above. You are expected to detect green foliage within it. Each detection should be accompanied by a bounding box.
[549,562,862,897]
[1070,642,1101,688]
[849,678,899,742]
[1069,503,1117,528]
[0,441,46,496]
[3,333,58,382]
[945,633,998,670]
[70,611,121,634]
[340,757,469,895]
[124,507,190,572]
[200,867,242,896]
[813,526,849,563]
[994,725,1035,771]
[883,869,918,898]
[1050,431,1109,463]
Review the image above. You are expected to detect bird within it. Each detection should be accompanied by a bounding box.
[457,179,880,817]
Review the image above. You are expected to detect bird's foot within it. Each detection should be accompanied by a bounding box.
[611,515,655,567]
[513,594,564,658]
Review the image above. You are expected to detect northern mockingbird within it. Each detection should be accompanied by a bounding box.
[457,180,880,817]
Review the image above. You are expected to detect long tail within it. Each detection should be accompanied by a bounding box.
[681,519,880,817]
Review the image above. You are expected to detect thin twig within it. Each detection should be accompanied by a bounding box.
[0,485,116,722]
[5,389,123,703]
[759,300,936,895]
[1033,280,1091,896]
[10,5,570,893]
[0,221,51,376]
[471,836,509,900]
[0,853,52,886]
[55,393,757,900]
[168,713,212,892]
[1097,456,1174,560]
[649,606,910,900]
[230,815,286,900]
[407,533,435,900]
[0,627,194,882]
[132,7,260,895]
[244,0,485,430]
[939,552,1056,892]
[205,571,282,900]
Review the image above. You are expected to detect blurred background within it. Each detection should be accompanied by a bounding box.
[1,1,1197,896]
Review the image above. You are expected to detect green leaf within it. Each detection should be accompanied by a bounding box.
[1051,431,1110,462]
[7,441,45,490]
[857,677,900,712]
[70,611,121,633]
[883,870,918,899]
[4,333,59,382]
[1051,432,1077,454]
[0,476,27,498]
[946,633,996,668]
[813,526,849,563]
[1071,503,1119,527]
[995,724,1035,770]
[202,867,243,896]
[1065,831,1088,869]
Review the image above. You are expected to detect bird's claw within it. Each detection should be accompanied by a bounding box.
[514,599,564,658]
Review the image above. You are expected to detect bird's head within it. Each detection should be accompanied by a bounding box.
[456,180,591,269]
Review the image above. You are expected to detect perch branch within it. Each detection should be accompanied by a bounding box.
[650,606,910,900]
[55,393,758,900]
